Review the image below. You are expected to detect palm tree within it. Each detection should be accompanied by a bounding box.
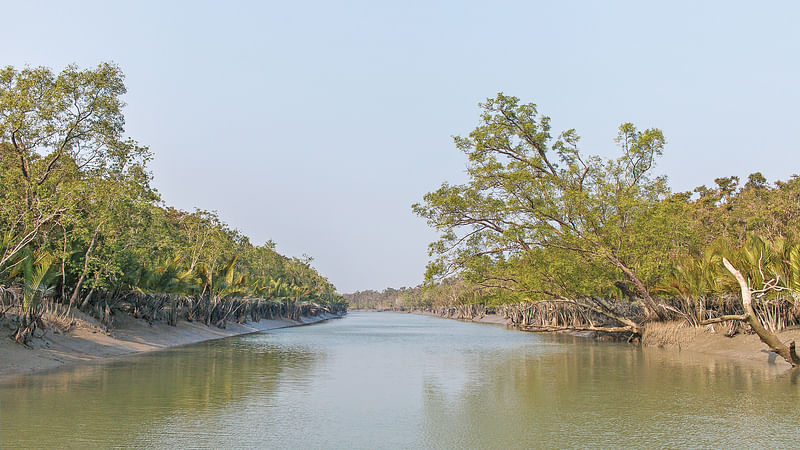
[191,256,248,326]
[193,256,247,303]
[657,249,723,326]
[138,255,192,294]
[12,251,57,344]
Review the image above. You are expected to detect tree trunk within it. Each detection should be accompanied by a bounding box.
[722,257,799,368]
[69,228,99,308]
[80,286,96,310]
[607,254,668,321]
[542,298,642,335]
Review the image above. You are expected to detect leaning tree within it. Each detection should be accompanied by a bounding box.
[414,93,689,334]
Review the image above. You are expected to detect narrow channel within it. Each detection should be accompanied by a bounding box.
[1,312,798,448]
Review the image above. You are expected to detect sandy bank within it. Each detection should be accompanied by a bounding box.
[642,321,800,368]
[0,313,343,381]
[379,310,800,369]
[463,312,800,368]
[470,313,800,368]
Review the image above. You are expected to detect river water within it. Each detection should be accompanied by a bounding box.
[1,312,798,448]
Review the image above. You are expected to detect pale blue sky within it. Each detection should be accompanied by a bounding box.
[3,1,799,292]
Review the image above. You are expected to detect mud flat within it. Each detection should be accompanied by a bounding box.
[0,312,342,380]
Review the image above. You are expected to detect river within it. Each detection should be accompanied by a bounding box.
[1,312,798,448]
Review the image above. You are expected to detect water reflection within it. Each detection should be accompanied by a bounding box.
[420,332,799,448]
[2,313,799,449]
[1,336,321,448]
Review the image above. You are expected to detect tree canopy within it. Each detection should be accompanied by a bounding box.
[413,93,686,323]
[410,93,800,357]
[0,63,345,342]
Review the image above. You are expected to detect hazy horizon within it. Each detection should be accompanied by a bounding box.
[3,1,799,292]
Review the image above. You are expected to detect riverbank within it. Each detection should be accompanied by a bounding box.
[5,312,796,449]
[408,309,510,325]
[642,321,800,367]
[0,312,343,381]
[368,309,800,369]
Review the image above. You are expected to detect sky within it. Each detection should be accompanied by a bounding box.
[3,1,799,293]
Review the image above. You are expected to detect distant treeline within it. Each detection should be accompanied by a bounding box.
[0,63,345,343]
[345,287,419,310]
[345,282,458,311]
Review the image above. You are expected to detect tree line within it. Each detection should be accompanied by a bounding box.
[358,93,800,366]
[0,63,346,343]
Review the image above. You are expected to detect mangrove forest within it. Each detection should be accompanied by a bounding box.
[355,93,800,367]
[0,63,347,345]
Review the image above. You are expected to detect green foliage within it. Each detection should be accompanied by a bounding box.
[0,63,344,316]
[410,93,799,329]
[10,250,58,315]
[413,93,683,319]
[716,235,800,304]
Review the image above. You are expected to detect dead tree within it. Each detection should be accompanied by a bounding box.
[701,257,799,368]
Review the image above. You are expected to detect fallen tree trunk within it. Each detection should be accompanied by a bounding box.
[541,298,642,335]
[716,257,799,368]
[519,324,636,334]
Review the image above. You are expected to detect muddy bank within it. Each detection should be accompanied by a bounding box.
[405,309,510,325]
[363,308,800,368]
[0,312,343,381]
[351,307,509,325]
[643,321,800,367]
[359,308,618,338]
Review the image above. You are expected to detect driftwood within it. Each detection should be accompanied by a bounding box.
[703,257,799,367]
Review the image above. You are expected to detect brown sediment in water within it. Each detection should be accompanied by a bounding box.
[0,312,342,381]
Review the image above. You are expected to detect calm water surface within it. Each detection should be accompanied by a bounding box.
[1,312,799,449]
